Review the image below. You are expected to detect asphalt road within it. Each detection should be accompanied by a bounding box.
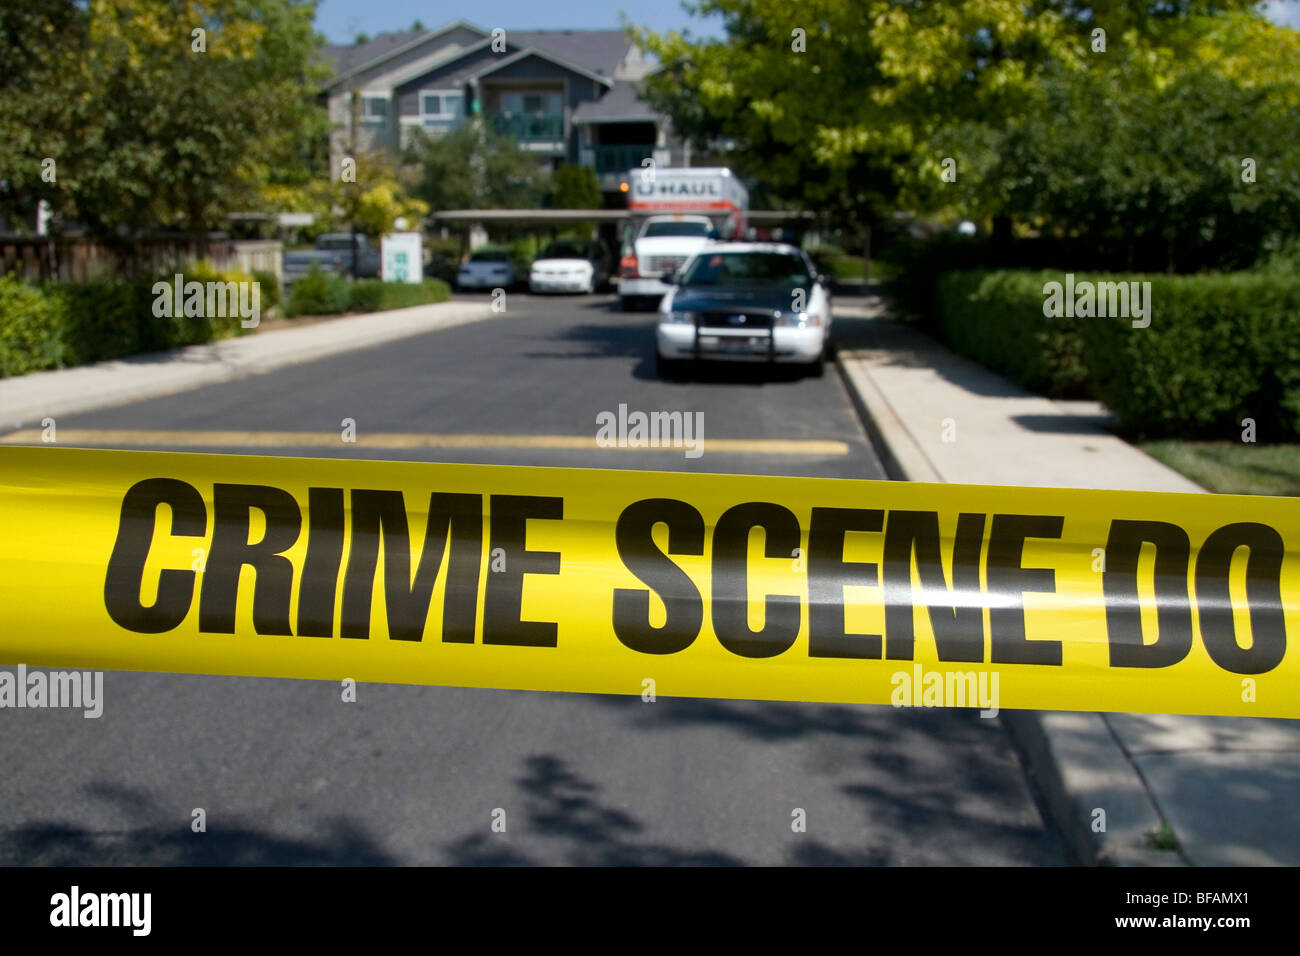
[0,292,1069,864]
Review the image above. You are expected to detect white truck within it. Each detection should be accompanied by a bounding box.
[618,167,749,312]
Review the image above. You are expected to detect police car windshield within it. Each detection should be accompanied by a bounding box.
[643,221,713,238]
[680,252,811,288]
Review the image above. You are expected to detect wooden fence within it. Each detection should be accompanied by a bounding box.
[0,235,283,283]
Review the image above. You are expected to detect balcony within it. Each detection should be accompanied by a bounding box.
[490,112,564,145]
[593,144,656,175]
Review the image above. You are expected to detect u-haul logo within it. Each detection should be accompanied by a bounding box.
[633,180,720,198]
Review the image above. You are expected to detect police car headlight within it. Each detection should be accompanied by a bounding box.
[665,311,696,324]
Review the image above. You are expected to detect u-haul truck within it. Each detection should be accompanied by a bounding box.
[618,167,749,311]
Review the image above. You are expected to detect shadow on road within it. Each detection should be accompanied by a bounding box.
[585,695,1073,865]
[0,783,393,865]
[443,755,743,866]
[523,316,817,386]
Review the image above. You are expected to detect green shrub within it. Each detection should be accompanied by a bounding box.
[347,280,386,314]
[1080,273,1300,440]
[931,268,1300,439]
[1,265,259,378]
[160,262,258,347]
[348,278,451,313]
[286,264,351,316]
[935,270,1089,397]
[0,276,67,376]
[52,281,150,363]
[252,270,280,311]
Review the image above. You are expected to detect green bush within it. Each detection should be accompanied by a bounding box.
[0,276,67,376]
[0,265,258,378]
[160,262,258,347]
[935,270,1089,397]
[286,264,351,316]
[53,281,150,362]
[931,268,1300,439]
[348,278,451,313]
[1079,273,1300,440]
[346,280,385,314]
[252,269,280,311]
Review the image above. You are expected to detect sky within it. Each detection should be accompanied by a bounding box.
[313,0,725,44]
[1261,0,1300,27]
[313,0,1299,44]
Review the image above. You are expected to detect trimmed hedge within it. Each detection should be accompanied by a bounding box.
[935,270,1088,397]
[0,278,66,376]
[285,265,351,316]
[285,268,451,317]
[349,278,452,312]
[932,268,1300,439]
[1080,274,1300,440]
[0,264,255,378]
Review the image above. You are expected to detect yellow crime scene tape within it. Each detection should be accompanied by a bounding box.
[0,445,1295,718]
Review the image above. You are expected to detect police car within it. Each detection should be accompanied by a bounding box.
[654,242,832,378]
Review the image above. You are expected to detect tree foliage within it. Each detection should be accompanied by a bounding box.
[333,155,429,237]
[0,0,329,241]
[552,165,601,209]
[635,1,1299,268]
[403,124,546,211]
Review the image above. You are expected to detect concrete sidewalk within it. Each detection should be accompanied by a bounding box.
[834,296,1300,866]
[0,299,497,430]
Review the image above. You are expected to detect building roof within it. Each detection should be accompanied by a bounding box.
[572,81,659,124]
[320,31,429,76]
[321,25,632,86]
[467,46,615,88]
[506,30,631,80]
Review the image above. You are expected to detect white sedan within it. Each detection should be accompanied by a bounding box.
[655,243,833,378]
[456,250,517,290]
[529,240,608,294]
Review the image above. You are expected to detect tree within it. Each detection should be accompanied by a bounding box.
[632,0,1285,269]
[552,165,601,209]
[403,125,546,210]
[338,156,430,237]
[0,1,329,247]
[981,38,1300,271]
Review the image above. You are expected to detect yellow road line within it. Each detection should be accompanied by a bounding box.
[0,429,850,456]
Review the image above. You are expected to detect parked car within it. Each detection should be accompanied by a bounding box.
[529,240,611,294]
[283,233,380,284]
[654,242,833,378]
[456,249,518,291]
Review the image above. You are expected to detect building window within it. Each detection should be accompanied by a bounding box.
[361,94,389,125]
[421,91,463,118]
[501,91,562,116]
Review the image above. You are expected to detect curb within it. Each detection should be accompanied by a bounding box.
[833,330,1186,868]
[1,300,498,430]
